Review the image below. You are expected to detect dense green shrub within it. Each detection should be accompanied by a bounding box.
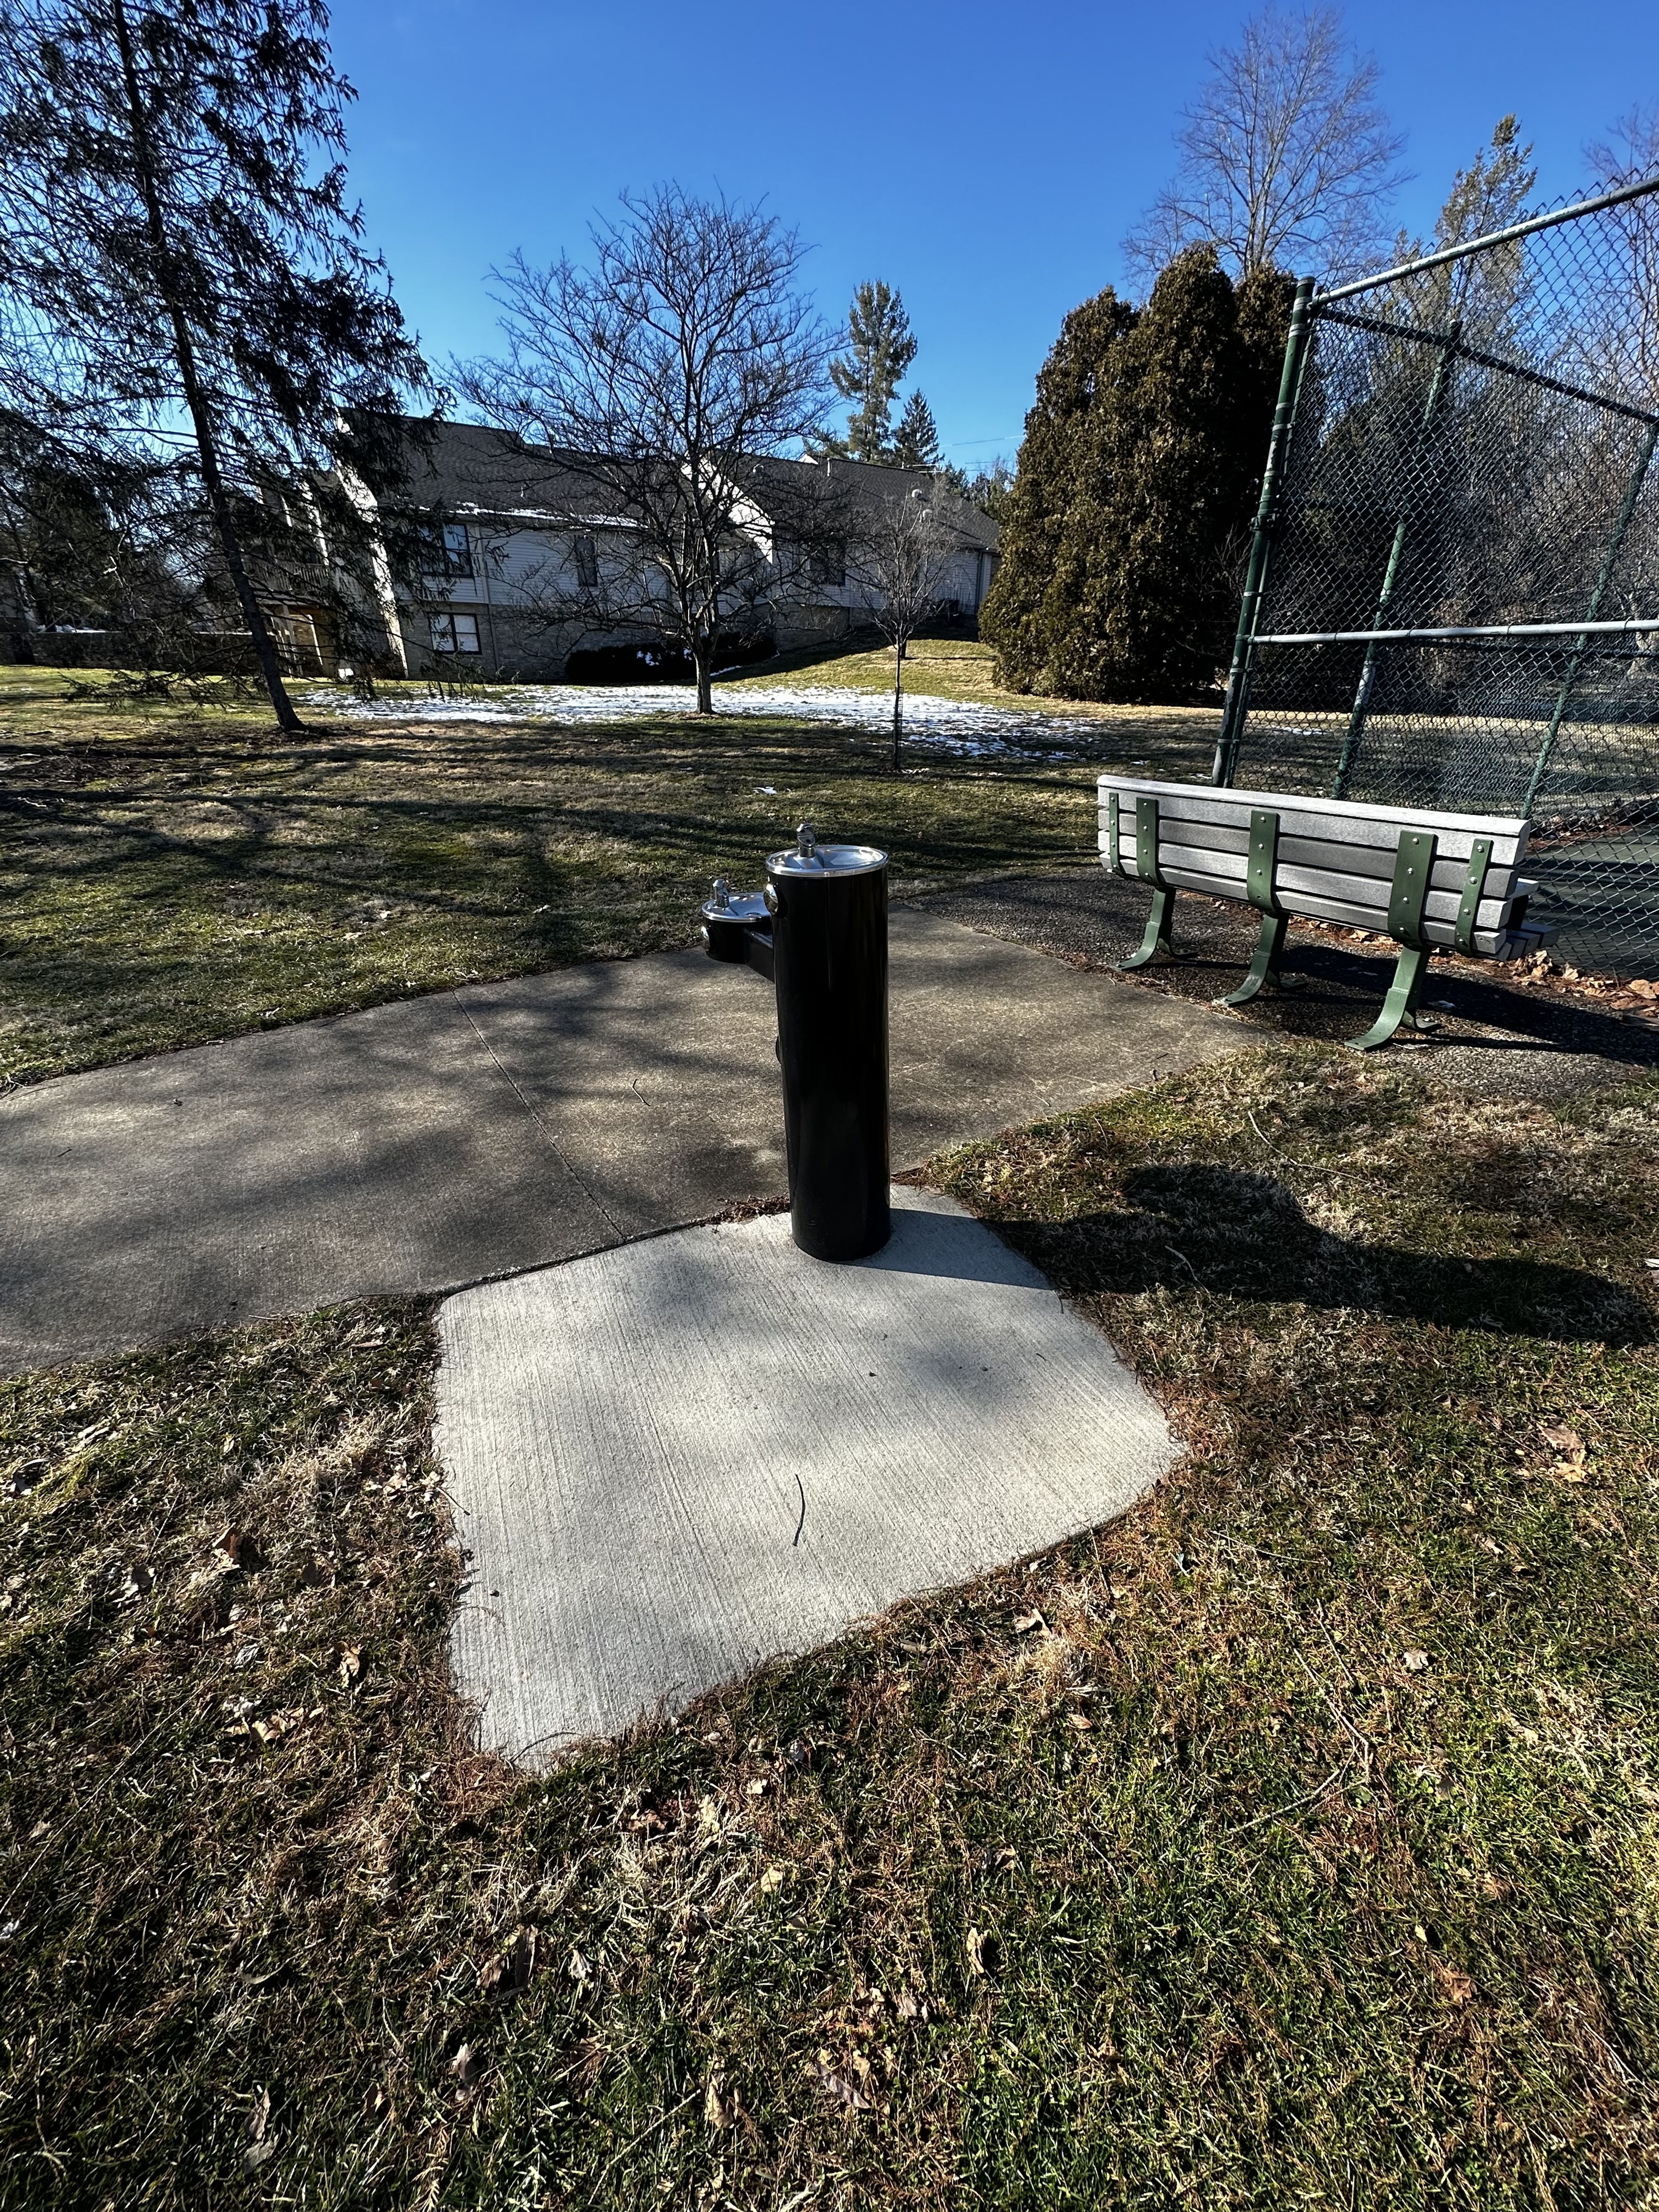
[982,249,1293,702]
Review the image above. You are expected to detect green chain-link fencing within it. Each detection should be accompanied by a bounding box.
[1213,176,1659,976]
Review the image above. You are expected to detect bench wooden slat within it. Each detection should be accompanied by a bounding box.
[1097,772,1529,845]
[1102,827,1523,909]
[1132,851,1525,939]
[1096,777,1528,868]
[1099,812,1524,898]
[1145,868,1527,952]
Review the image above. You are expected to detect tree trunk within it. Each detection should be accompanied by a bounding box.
[694,636,714,715]
[111,0,302,736]
[891,639,904,772]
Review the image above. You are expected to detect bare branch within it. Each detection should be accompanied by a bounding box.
[845,484,965,769]
[457,186,833,711]
[1124,6,1408,285]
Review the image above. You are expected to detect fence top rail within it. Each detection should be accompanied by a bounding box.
[1314,173,1659,305]
[1257,619,1659,646]
[1312,303,1659,427]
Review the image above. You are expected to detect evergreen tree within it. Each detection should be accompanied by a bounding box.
[981,248,1293,702]
[827,281,916,460]
[940,456,1014,518]
[1394,116,1538,340]
[892,389,941,470]
[0,411,205,662]
[978,289,1138,692]
[0,0,432,731]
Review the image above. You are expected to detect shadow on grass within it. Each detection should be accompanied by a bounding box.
[1024,1163,1654,1346]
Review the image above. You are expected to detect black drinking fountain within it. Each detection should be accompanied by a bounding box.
[699,819,890,1262]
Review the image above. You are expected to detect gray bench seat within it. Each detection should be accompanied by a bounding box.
[1098,774,1557,1050]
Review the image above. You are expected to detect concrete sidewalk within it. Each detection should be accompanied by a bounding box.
[1,910,1243,1374]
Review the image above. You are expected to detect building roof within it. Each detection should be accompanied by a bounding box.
[750,453,1002,555]
[366,419,625,524]
[362,418,1001,552]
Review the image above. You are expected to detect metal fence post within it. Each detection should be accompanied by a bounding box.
[1522,414,1659,817]
[1331,317,1463,800]
[1212,274,1317,788]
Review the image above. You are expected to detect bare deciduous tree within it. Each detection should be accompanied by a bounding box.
[848,486,961,770]
[460,187,833,714]
[1124,6,1408,285]
[1582,108,1659,405]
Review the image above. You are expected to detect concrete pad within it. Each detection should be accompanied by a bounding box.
[436,1184,1178,1760]
[0,910,1242,1374]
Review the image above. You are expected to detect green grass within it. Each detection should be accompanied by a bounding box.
[0,664,1157,1087]
[5,1045,1659,2206]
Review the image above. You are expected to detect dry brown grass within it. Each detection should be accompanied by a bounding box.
[5,1047,1659,2206]
[0,664,1130,1087]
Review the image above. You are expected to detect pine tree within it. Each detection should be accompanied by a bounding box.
[978,289,1138,691]
[0,0,432,731]
[827,282,916,461]
[1394,116,1538,341]
[892,389,941,470]
[981,249,1293,701]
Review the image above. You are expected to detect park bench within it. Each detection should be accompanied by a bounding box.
[1097,774,1557,1051]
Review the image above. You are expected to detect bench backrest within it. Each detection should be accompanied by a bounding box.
[1098,775,1535,958]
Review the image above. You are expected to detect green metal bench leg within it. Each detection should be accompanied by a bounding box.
[1348,827,1443,1052]
[1346,943,1432,1051]
[1214,910,1306,1006]
[1119,886,1182,969]
[1115,792,1188,969]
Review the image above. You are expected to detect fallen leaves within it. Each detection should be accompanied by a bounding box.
[337,1643,362,1689]
[251,1706,313,1746]
[812,2047,876,2112]
[447,2042,483,2090]
[1402,1651,1430,1673]
[242,2086,276,2174]
[1541,1422,1589,1482]
[214,1528,264,1575]
[478,1926,540,1999]
[704,2073,744,2128]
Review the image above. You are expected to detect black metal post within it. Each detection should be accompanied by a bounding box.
[765,824,890,1262]
[1213,273,1317,788]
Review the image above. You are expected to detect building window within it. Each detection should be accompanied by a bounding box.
[429,612,481,654]
[572,531,598,588]
[422,521,474,578]
[809,540,846,588]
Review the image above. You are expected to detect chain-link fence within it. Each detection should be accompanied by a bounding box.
[1214,175,1659,976]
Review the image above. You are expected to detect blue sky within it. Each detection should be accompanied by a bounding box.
[329,0,1656,469]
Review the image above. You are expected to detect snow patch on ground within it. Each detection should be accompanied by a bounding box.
[302,680,1103,757]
